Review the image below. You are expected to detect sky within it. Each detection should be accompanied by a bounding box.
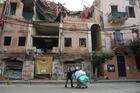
[49,0,95,11]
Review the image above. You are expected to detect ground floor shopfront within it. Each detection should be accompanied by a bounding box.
[1,52,140,80]
[100,54,140,80]
[0,53,92,80]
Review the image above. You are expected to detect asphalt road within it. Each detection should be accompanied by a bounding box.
[0,83,140,93]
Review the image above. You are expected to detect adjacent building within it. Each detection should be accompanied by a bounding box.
[94,0,140,79]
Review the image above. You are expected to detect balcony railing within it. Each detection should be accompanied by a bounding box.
[108,12,128,24]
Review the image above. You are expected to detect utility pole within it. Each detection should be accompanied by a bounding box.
[59,3,65,55]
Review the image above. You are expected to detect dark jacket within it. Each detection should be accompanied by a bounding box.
[66,70,77,79]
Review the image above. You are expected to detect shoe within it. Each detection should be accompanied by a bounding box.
[65,85,67,88]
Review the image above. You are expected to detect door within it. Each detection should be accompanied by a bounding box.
[117,56,126,77]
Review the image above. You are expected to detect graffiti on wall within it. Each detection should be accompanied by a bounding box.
[52,60,63,80]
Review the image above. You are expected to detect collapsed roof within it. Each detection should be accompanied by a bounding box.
[36,0,94,22]
[36,0,67,22]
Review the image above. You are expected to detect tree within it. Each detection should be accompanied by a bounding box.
[129,40,140,56]
[91,51,113,80]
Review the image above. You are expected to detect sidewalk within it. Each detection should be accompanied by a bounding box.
[0,79,140,84]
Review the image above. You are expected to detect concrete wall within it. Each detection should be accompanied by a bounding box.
[3,31,28,53]
[52,59,64,80]
[61,18,94,53]
[61,31,89,53]
[101,0,140,28]
[99,0,140,51]
[22,61,34,80]
[1,0,33,53]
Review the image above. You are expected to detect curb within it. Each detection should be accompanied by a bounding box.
[92,80,140,83]
[0,79,140,85]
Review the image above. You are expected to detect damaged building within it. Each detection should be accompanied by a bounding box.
[0,0,35,80]
[0,0,97,80]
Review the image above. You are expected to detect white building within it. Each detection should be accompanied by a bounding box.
[93,0,140,79]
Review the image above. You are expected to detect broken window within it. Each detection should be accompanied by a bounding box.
[111,5,118,12]
[4,36,11,46]
[10,3,17,15]
[18,37,26,46]
[126,6,135,18]
[64,38,72,47]
[22,0,34,20]
[79,38,86,47]
[33,38,58,53]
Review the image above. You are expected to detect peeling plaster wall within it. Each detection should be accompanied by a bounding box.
[2,0,32,53]
[61,19,94,53]
[0,61,5,79]
[22,61,34,80]
[3,31,28,53]
[52,59,64,80]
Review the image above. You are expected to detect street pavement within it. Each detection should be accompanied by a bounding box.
[0,82,140,93]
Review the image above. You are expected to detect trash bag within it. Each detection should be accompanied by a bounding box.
[78,75,89,84]
[72,73,76,80]
[75,70,86,79]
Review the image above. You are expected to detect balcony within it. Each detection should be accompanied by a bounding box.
[108,12,128,24]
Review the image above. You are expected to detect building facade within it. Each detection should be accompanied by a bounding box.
[0,0,96,80]
[94,0,140,79]
[0,0,34,80]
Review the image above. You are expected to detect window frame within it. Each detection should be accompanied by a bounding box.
[64,37,72,47]
[18,36,26,46]
[10,2,17,15]
[126,6,135,18]
[111,5,118,12]
[79,38,86,47]
[4,36,12,46]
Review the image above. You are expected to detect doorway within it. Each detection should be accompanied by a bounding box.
[117,56,126,77]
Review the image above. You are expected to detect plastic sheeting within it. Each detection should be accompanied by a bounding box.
[35,56,53,74]
[72,70,89,84]
[74,70,86,79]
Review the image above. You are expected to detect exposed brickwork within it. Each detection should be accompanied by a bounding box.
[103,54,140,80]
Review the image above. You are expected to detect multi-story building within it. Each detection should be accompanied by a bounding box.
[0,0,97,80]
[59,12,94,79]
[0,0,35,80]
[93,0,140,79]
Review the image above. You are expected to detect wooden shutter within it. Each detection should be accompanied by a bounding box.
[125,6,129,17]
